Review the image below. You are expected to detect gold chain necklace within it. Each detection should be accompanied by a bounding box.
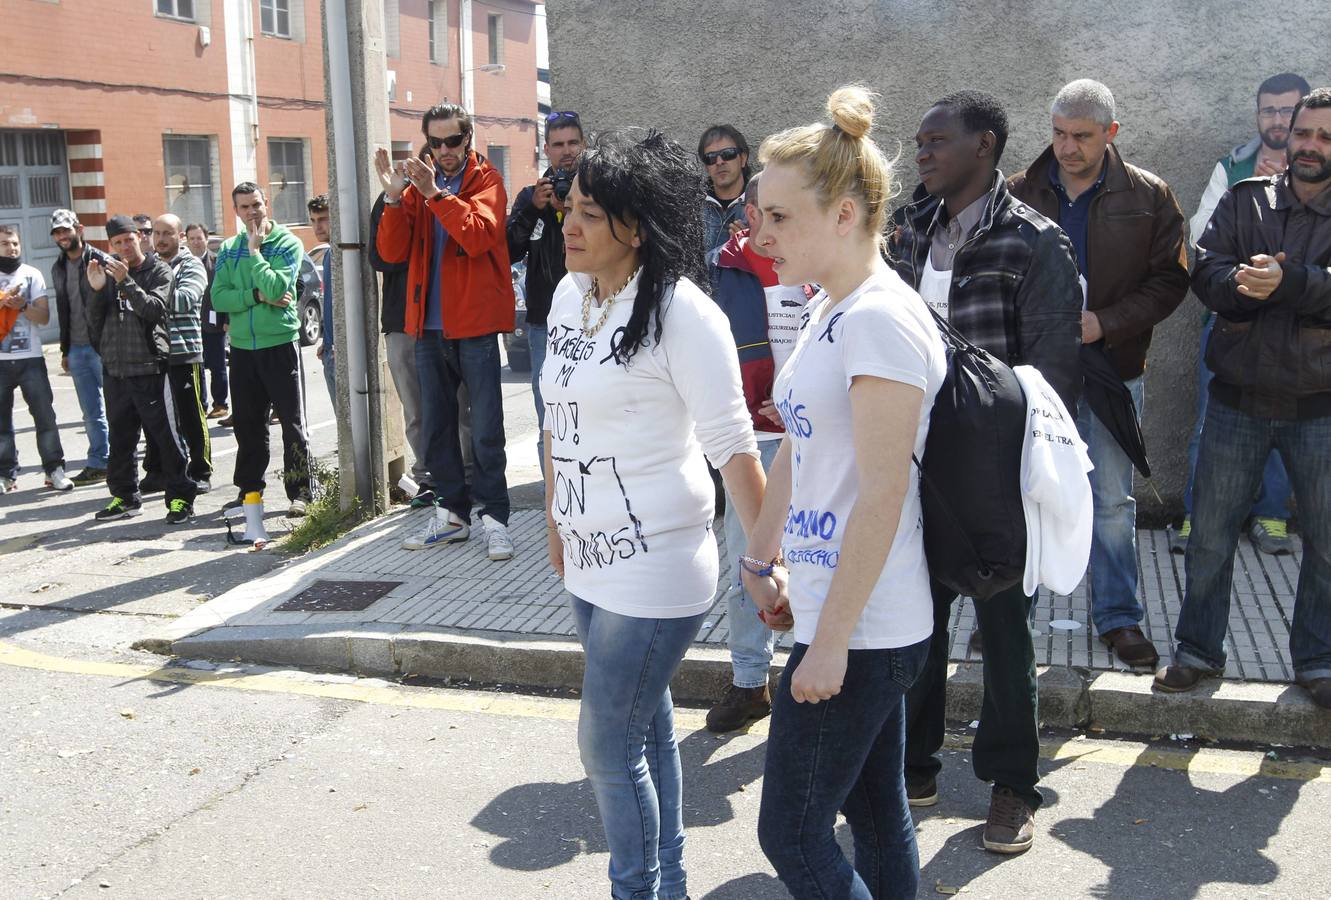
[581,267,643,338]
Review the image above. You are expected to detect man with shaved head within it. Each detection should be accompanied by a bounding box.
[143,213,212,491]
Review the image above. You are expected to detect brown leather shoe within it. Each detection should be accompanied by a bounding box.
[705,684,771,733]
[1295,676,1331,711]
[1152,664,1215,693]
[1099,626,1160,668]
[982,786,1034,854]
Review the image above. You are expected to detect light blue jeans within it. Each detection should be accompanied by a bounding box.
[721,438,782,687]
[571,595,704,900]
[67,343,109,469]
[1076,376,1145,636]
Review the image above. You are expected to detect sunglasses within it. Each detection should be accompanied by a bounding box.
[427,133,469,150]
[546,111,580,126]
[702,147,742,166]
[137,228,153,236]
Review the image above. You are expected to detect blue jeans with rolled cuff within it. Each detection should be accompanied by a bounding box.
[1175,399,1331,681]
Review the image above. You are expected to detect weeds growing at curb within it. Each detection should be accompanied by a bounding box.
[282,458,364,554]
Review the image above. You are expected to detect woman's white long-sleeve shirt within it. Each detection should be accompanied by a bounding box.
[540,272,758,618]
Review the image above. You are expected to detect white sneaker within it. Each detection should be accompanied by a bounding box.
[1,476,15,493]
[482,515,514,561]
[45,467,74,492]
[402,506,470,550]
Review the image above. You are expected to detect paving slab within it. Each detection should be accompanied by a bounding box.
[141,507,1330,748]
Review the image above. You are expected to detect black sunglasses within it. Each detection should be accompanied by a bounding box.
[137,228,153,236]
[546,111,580,126]
[702,147,742,166]
[427,133,469,150]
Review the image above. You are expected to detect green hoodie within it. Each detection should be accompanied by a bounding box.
[209,224,305,350]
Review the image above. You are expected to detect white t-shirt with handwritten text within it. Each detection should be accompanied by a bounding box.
[541,272,758,618]
[773,266,946,649]
[0,264,48,360]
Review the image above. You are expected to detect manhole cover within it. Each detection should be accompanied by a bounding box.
[275,580,402,612]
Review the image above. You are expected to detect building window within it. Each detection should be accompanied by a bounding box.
[267,138,308,225]
[428,0,447,65]
[156,0,195,21]
[487,14,503,66]
[260,0,291,39]
[486,145,508,189]
[163,135,216,233]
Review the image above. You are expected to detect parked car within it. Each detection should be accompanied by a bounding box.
[297,244,328,347]
[504,260,531,373]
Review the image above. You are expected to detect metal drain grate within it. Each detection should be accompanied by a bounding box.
[275,580,403,612]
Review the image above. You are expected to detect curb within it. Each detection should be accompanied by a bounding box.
[152,623,1331,749]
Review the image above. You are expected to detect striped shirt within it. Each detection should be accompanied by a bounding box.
[166,251,207,363]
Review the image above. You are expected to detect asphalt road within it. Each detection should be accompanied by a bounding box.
[2,619,1328,900]
[3,344,1330,899]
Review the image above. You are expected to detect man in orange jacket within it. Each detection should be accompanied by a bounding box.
[374,103,516,560]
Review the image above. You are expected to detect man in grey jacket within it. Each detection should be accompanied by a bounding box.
[86,215,196,524]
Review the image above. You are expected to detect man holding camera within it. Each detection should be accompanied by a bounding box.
[506,110,584,465]
[375,103,515,560]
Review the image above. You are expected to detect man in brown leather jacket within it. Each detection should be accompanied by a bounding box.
[1009,79,1189,670]
[1156,88,1331,710]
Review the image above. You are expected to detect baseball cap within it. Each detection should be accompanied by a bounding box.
[50,209,79,233]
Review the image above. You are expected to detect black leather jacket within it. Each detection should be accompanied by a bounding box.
[1194,173,1331,419]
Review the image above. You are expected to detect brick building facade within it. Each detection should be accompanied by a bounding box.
[3,0,541,285]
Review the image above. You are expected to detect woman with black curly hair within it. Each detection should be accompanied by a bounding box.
[540,130,767,899]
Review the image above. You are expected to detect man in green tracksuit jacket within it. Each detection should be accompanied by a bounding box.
[209,182,312,516]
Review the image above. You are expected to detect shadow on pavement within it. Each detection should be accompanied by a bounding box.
[1047,744,1306,898]
[470,729,766,872]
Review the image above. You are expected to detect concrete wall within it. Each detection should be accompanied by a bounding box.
[546,0,1328,517]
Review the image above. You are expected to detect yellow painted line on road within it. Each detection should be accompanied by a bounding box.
[3,640,1328,784]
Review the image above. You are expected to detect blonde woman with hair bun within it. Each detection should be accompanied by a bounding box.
[737,86,946,898]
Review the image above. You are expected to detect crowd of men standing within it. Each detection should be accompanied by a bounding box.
[3,188,318,524]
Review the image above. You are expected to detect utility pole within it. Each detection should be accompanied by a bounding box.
[322,0,403,513]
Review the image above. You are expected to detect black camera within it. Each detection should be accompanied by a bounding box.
[550,169,575,202]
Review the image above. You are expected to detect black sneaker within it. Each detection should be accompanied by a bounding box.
[71,467,108,486]
[194,478,212,494]
[165,498,193,525]
[139,472,167,494]
[223,492,246,511]
[907,774,939,808]
[410,485,437,509]
[95,497,143,521]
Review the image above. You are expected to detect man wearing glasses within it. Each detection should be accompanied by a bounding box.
[1173,72,1310,558]
[698,125,751,272]
[507,110,585,472]
[375,102,516,561]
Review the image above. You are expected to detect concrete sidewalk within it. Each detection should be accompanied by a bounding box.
[138,506,1331,749]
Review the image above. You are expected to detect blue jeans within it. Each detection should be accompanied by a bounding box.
[1184,317,1290,519]
[721,439,782,687]
[415,331,509,524]
[529,323,548,469]
[67,343,109,469]
[0,357,65,478]
[760,638,930,900]
[322,350,336,410]
[1176,401,1331,680]
[571,596,704,900]
[1076,376,1145,635]
[201,331,229,408]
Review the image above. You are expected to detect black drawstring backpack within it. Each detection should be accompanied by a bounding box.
[913,306,1028,600]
